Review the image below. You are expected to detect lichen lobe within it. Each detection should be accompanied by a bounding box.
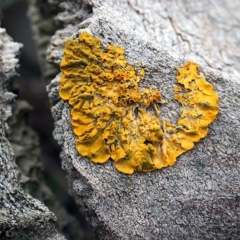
[59,31,218,174]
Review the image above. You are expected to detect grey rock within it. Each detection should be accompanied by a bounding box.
[27,0,93,84]
[7,99,86,240]
[0,27,66,240]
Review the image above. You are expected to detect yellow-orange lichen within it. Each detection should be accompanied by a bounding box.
[59,31,219,174]
[164,61,219,165]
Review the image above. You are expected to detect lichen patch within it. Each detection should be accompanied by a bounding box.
[59,31,218,174]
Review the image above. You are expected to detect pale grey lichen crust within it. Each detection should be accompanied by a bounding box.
[47,1,240,238]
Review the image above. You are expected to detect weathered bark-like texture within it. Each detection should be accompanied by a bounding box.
[33,0,240,239]
[0,27,67,240]
[26,0,62,84]
[7,100,86,240]
[27,0,93,84]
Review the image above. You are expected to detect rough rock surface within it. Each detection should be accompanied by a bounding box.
[27,0,62,84]
[7,99,86,240]
[46,0,240,82]
[0,27,66,240]
[46,0,240,239]
[27,0,93,84]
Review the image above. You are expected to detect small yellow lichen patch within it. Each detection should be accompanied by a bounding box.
[163,61,219,165]
[59,32,219,174]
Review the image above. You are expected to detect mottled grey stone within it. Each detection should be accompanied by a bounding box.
[0,27,66,240]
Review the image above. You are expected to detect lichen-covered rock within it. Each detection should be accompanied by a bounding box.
[27,0,93,84]
[0,27,66,240]
[46,0,240,82]
[47,1,240,239]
